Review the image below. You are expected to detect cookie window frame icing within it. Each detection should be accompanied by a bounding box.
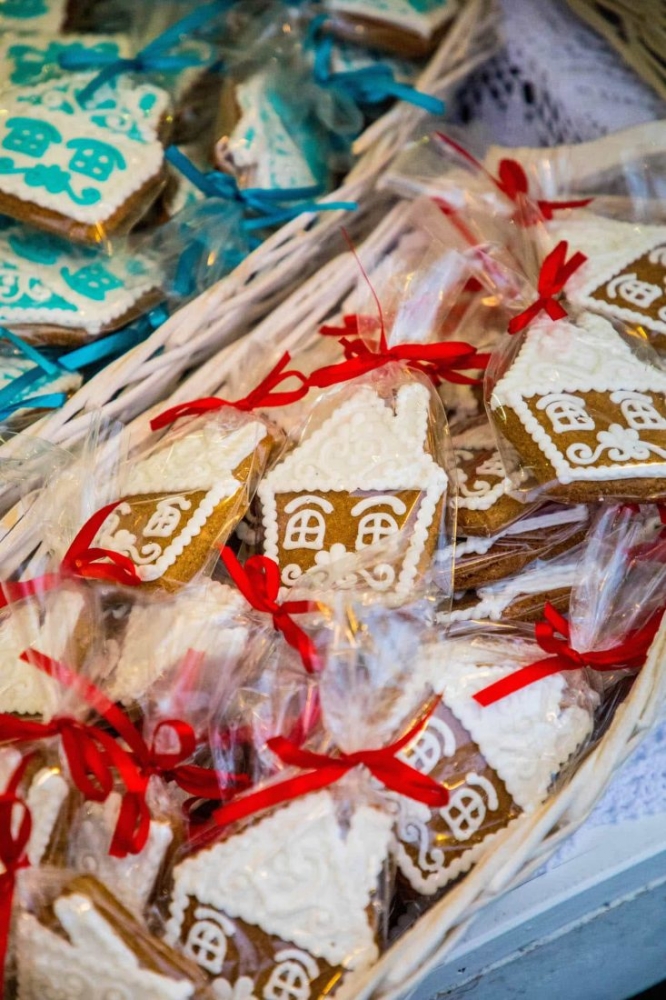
[258,382,449,597]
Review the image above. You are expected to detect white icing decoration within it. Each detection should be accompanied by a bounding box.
[548,212,666,335]
[68,792,174,911]
[0,589,85,718]
[0,74,167,227]
[325,0,458,37]
[490,312,666,484]
[95,418,267,582]
[54,894,142,966]
[0,217,161,335]
[259,383,448,598]
[17,912,195,1000]
[449,504,588,559]
[0,750,68,868]
[109,581,247,705]
[165,790,392,971]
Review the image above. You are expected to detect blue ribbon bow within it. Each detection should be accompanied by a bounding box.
[59,0,232,106]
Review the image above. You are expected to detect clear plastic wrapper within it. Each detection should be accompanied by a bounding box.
[15,870,210,999]
[0,745,70,870]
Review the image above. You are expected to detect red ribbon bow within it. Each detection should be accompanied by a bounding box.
[213,700,448,829]
[221,548,320,673]
[0,774,31,997]
[311,314,490,388]
[0,501,141,612]
[507,241,587,335]
[150,353,309,430]
[433,133,593,222]
[15,650,246,856]
[473,602,663,706]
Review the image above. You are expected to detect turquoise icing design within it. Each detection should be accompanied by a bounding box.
[61,262,123,301]
[2,117,62,158]
[66,139,127,181]
[8,229,69,265]
[0,158,101,206]
[0,0,47,18]
[8,40,123,87]
[0,261,76,313]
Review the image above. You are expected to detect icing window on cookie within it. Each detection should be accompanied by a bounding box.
[143,496,192,539]
[283,496,333,551]
[66,139,127,181]
[439,773,499,842]
[536,393,595,433]
[610,390,666,430]
[606,273,662,309]
[403,716,457,775]
[264,949,320,1000]
[351,495,407,550]
[2,116,61,158]
[184,906,233,975]
[61,263,124,301]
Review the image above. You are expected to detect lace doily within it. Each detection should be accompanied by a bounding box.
[543,712,666,871]
[452,0,666,146]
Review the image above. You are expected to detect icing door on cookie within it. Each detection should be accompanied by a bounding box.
[276,488,423,589]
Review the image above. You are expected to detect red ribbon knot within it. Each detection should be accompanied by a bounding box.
[312,314,490,388]
[473,602,662,706]
[213,700,449,829]
[221,548,321,673]
[507,241,587,335]
[150,352,309,430]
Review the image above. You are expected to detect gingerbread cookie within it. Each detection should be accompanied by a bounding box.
[445,553,581,624]
[0,218,161,343]
[94,414,272,592]
[323,0,458,56]
[490,312,666,501]
[258,381,449,597]
[548,211,666,350]
[18,876,204,1000]
[391,634,595,895]
[107,581,247,705]
[452,417,535,536]
[0,74,170,244]
[0,0,69,34]
[165,789,393,998]
[0,747,69,867]
[68,791,174,912]
[0,33,131,90]
[0,588,87,718]
[214,69,328,190]
[452,504,589,591]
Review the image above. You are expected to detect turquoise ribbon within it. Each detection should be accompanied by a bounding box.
[0,392,68,423]
[165,146,357,227]
[0,327,60,378]
[58,303,169,372]
[309,18,445,116]
[62,1,233,105]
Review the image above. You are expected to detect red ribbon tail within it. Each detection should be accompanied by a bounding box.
[473,656,567,706]
[213,768,340,829]
[370,758,449,807]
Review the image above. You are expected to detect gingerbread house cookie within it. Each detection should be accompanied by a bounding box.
[0,588,87,718]
[548,211,666,350]
[490,311,666,501]
[107,581,247,705]
[445,552,581,624]
[258,381,448,597]
[0,217,161,343]
[0,0,69,34]
[165,789,393,998]
[452,417,534,536]
[452,504,589,591]
[68,791,174,912]
[0,33,131,91]
[94,414,272,592]
[18,876,204,1000]
[0,747,69,867]
[0,74,169,244]
[323,0,459,57]
[391,634,595,895]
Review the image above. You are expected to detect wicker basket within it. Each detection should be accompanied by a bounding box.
[0,0,499,466]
